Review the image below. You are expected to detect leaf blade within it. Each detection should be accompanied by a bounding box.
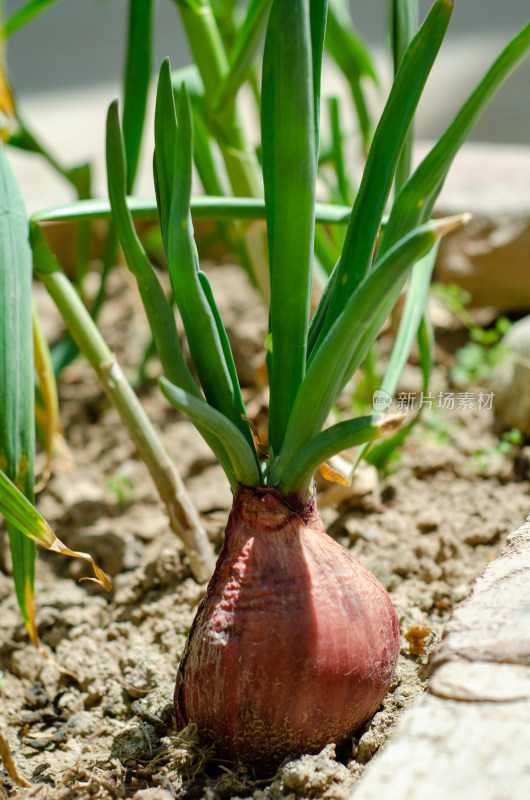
[320,0,453,339]
[160,379,261,487]
[0,470,111,591]
[277,414,402,496]
[31,196,353,225]
[353,244,437,471]
[380,19,530,257]
[122,0,154,191]
[215,0,273,109]
[3,0,64,36]
[160,72,257,455]
[106,100,200,396]
[274,215,469,486]
[262,0,317,454]
[0,145,37,642]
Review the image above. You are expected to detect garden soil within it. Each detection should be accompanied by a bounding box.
[1,261,528,800]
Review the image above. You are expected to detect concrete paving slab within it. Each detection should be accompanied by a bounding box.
[350,693,530,800]
[429,660,530,702]
[430,522,530,668]
[349,520,530,800]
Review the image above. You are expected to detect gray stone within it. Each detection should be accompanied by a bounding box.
[430,522,530,669]
[349,693,530,800]
[492,315,530,437]
[349,520,530,800]
[430,660,530,702]
[428,143,530,311]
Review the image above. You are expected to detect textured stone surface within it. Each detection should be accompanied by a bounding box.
[436,214,530,310]
[350,694,530,800]
[429,660,530,702]
[430,522,530,669]
[349,521,530,800]
[493,316,530,437]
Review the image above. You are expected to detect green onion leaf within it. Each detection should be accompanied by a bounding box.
[215,0,273,110]
[156,63,258,459]
[325,0,377,151]
[320,0,453,340]
[262,0,317,454]
[31,196,352,225]
[275,214,469,484]
[310,0,328,156]
[391,0,418,191]
[122,0,153,191]
[380,18,530,258]
[105,104,239,492]
[160,379,261,488]
[354,243,437,472]
[3,0,63,36]
[365,312,434,469]
[377,244,437,403]
[327,96,350,205]
[0,470,111,591]
[277,414,402,497]
[0,146,37,643]
[106,99,200,396]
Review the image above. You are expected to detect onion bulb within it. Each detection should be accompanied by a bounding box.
[175,485,400,770]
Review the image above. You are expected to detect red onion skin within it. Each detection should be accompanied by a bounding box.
[175,485,400,771]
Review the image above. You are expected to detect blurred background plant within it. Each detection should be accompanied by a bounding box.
[432,283,512,387]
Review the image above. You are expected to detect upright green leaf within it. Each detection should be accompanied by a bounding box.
[391,0,418,191]
[154,61,179,252]
[106,100,200,396]
[215,0,273,110]
[122,0,153,191]
[380,18,530,259]
[275,215,468,483]
[391,0,418,74]
[0,145,37,644]
[262,0,317,454]
[365,313,434,470]
[353,244,437,471]
[319,0,453,342]
[325,0,377,151]
[105,105,241,487]
[310,0,328,156]
[156,64,257,459]
[378,245,437,402]
[175,0,262,198]
[327,96,350,204]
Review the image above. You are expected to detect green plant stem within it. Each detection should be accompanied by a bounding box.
[32,226,215,583]
[262,0,317,455]
[0,146,37,644]
[32,195,353,225]
[391,0,418,192]
[176,0,262,199]
[122,0,154,191]
[174,0,270,297]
